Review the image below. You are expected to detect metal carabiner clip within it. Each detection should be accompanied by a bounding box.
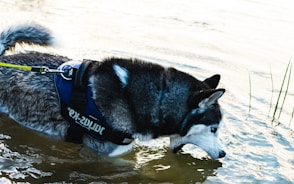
[31,66,65,75]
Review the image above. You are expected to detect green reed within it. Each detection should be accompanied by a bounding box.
[272,59,292,123]
[249,60,293,125]
[277,62,292,120]
[248,72,252,114]
[290,107,294,126]
[268,66,274,115]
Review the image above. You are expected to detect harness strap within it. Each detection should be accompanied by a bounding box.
[65,60,95,143]
[62,103,133,145]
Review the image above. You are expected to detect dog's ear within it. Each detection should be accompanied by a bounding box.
[198,88,225,108]
[189,88,225,108]
[203,74,220,89]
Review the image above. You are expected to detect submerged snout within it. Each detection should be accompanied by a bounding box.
[207,149,226,159]
[201,141,226,159]
[200,145,226,160]
[172,144,226,159]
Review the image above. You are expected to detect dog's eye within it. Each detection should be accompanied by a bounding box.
[210,127,217,133]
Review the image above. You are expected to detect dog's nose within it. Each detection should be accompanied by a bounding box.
[219,150,226,158]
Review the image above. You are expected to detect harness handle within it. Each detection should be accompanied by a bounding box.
[72,60,93,91]
[70,60,94,111]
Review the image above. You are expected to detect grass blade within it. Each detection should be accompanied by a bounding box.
[268,66,274,115]
[289,107,294,126]
[272,60,291,122]
[248,72,252,114]
[277,61,292,119]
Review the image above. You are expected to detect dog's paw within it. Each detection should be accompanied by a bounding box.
[108,143,134,157]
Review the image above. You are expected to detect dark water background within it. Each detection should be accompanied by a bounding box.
[0,0,294,183]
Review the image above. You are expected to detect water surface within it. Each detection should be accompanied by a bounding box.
[0,0,293,183]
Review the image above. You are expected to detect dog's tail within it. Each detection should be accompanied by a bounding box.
[0,23,54,55]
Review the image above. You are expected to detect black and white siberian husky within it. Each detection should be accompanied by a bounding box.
[0,23,226,159]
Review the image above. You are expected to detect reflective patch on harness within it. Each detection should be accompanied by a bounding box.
[67,107,105,135]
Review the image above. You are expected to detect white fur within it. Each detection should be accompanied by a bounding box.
[170,124,224,159]
[108,142,134,157]
[132,133,153,141]
[108,133,152,157]
[113,65,129,87]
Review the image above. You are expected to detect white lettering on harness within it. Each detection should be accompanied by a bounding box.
[68,107,105,135]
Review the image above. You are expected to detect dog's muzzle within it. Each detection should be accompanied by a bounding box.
[172,145,226,159]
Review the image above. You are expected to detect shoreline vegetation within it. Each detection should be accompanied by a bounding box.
[249,60,293,127]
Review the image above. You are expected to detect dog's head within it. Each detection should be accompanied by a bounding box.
[170,74,226,159]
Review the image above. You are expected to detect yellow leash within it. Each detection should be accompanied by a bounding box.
[0,62,34,71]
[0,61,64,74]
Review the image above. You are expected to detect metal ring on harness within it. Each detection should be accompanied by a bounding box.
[57,60,82,80]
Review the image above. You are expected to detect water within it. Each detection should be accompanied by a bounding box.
[0,0,294,183]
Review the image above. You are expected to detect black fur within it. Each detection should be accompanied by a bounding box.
[91,58,218,137]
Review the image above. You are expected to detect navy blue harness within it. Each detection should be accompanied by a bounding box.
[55,60,133,145]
